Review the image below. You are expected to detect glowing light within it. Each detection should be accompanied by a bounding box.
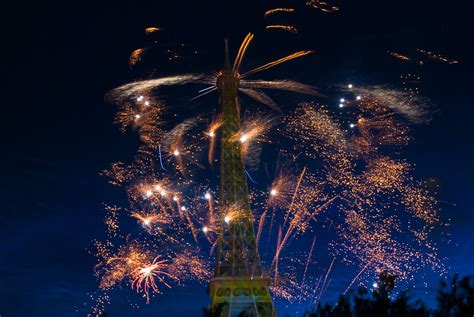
[224,216,231,224]
[143,219,151,226]
[173,149,180,156]
[239,134,248,143]
[356,95,362,100]
[204,192,211,200]
[144,27,161,35]
[372,282,378,288]
[145,190,153,197]
[135,114,141,119]
[348,84,353,89]
[202,226,209,233]
[160,190,166,197]
[270,188,278,196]
[137,95,144,101]
[349,123,356,128]
[339,103,344,108]
[144,101,150,106]
[180,206,186,211]
[208,131,215,137]
[340,98,345,102]
[172,196,178,202]
[154,184,161,191]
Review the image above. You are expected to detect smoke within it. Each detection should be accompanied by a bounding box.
[105,74,205,104]
[350,85,434,124]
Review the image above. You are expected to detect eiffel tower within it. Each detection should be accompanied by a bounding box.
[208,38,277,317]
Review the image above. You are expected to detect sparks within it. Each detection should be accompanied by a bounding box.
[132,257,172,304]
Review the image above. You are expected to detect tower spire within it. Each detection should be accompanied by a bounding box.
[224,38,231,69]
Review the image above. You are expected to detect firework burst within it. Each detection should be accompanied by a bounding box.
[132,257,173,303]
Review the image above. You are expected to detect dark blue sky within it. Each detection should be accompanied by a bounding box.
[2,0,474,316]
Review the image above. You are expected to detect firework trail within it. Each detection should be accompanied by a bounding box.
[343,257,374,295]
[233,33,254,73]
[266,25,298,34]
[388,51,411,62]
[265,8,295,17]
[317,257,336,304]
[417,49,459,64]
[144,27,161,35]
[241,51,314,78]
[301,235,317,284]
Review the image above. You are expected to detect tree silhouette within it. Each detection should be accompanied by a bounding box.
[435,274,474,317]
[205,274,474,316]
[305,270,430,317]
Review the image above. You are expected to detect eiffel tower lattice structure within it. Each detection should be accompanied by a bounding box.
[208,36,277,317]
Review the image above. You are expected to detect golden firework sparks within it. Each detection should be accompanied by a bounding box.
[92,30,445,312]
[387,51,411,62]
[306,0,340,12]
[205,116,223,164]
[265,25,298,34]
[417,48,459,64]
[264,8,295,16]
[144,27,161,35]
[132,257,173,303]
[129,48,147,68]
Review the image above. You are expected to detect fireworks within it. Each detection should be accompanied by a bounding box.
[417,49,459,64]
[387,49,459,65]
[306,0,340,13]
[132,257,173,303]
[91,31,444,314]
[240,50,314,78]
[266,25,298,34]
[129,48,147,68]
[205,116,223,164]
[265,8,295,17]
[144,27,161,35]
[388,51,411,62]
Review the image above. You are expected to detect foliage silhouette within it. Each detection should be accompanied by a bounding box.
[304,273,473,317]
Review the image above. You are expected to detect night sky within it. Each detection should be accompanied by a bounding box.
[2,0,474,316]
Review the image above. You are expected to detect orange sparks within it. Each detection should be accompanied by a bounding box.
[417,48,459,64]
[387,51,411,61]
[144,27,161,35]
[205,116,223,164]
[306,0,340,12]
[233,32,254,73]
[129,48,147,68]
[241,50,314,78]
[132,257,173,303]
[266,25,298,34]
[264,8,295,16]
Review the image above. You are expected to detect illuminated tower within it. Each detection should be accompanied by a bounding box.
[208,41,276,317]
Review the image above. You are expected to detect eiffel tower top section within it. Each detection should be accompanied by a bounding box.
[215,44,262,277]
